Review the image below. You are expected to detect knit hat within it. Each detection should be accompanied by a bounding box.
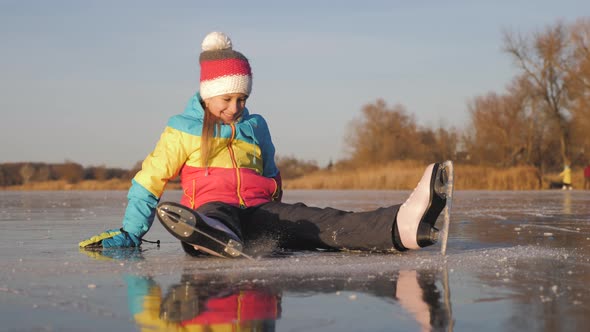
[199,32,252,99]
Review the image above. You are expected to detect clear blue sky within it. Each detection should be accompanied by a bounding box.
[1,0,588,169]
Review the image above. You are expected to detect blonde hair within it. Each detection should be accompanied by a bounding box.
[200,101,222,168]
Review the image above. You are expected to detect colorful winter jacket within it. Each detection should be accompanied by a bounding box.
[121,92,282,239]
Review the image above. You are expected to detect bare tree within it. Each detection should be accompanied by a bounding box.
[92,165,108,181]
[346,99,423,166]
[52,161,84,184]
[568,18,590,92]
[19,163,35,184]
[32,164,51,182]
[465,89,528,166]
[0,166,6,186]
[503,22,575,166]
[567,18,590,163]
[418,126,459,163]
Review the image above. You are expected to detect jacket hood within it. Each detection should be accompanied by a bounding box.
[183,92,250,121]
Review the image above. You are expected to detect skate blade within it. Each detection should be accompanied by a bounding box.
[439,160,454,255]
[191,240,244,258]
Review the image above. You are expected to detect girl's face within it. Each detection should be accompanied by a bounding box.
[205,93,247,124]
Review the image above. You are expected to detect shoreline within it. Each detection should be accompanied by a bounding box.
[1,163,585,191]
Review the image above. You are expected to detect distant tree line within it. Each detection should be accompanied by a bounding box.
[0,162,136,186]
[0,158,324,186]
[340,18,590,173]
[275,156,320,179]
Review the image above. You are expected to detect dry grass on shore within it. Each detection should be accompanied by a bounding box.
[284,162,585,190]
[0,163,585,191]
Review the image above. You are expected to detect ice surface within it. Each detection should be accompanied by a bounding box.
[1,190,589,331]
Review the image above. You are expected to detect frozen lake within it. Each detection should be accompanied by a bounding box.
[1,190,589,331]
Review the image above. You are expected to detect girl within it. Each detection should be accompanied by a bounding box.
[80,32,450,256]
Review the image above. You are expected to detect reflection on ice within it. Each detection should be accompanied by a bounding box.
[125,266,454,332]
[562,191,572,215]
[76,243,585,331]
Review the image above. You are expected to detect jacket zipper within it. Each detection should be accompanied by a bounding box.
[182,179,196,209]
[228,124,246,208]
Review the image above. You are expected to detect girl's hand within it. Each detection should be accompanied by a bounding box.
[79,228,141,248]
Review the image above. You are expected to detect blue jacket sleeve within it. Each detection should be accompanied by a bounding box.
[257,116,280,178]
[121,125,187,239]
[122,179,159,239]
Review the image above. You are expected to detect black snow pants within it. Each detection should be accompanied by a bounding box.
[195,201,400,252]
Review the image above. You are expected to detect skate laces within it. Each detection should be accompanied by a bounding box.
[119,228,160,246]
[141,238,161,246]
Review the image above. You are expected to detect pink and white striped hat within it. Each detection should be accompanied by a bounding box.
[199,32,252,99]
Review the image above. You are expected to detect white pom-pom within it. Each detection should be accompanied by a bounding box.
[201,31,232,51]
